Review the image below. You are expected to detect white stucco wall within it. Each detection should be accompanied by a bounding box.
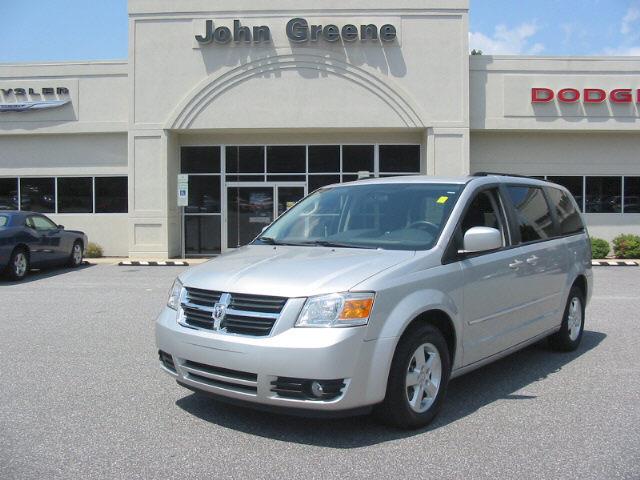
[470,131,640,176]
[470,56,640,131]
[0,133,127,176]
[0,61,128,135]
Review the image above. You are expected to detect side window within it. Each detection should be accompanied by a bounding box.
[547,187,584,235]
[460,189,507,247]
[506,186,554,243]
[29,215,57,231]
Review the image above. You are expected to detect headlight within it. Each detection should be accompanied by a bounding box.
[295,292,375,328]
[167,278,184,310]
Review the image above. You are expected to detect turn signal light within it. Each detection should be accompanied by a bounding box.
[340,298,374,320]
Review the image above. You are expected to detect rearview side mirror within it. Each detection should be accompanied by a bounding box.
[459,227,502,254]
[57,225,65,230]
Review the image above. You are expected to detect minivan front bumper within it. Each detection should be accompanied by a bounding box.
[155,307,395,412]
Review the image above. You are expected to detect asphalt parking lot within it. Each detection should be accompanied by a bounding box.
[1,264,639,479]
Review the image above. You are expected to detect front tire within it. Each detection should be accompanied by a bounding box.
[7,248,29,281]
[68,241,83,268]
[548,286,585,352]
[375,324,451,429]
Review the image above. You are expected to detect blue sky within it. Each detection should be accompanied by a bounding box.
[0,0,639,62]
[470,0,640,56]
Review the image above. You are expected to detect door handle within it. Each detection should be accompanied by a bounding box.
[526,255,539,265]
[509,259,523,269]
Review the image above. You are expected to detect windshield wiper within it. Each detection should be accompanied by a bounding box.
[302,240,378,250]
[256,237,307,247]
[256,236,281,245]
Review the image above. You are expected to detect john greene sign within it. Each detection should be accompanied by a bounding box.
[196,18,398,45]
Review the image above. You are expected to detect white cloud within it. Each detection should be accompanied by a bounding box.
[469,22,544,55]
[602,3,640,56]
[603,45,640,56]
[621,5,640,35]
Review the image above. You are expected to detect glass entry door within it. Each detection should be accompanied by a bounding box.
[226,183,305,249]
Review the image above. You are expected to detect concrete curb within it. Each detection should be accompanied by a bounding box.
[592,260,639,267]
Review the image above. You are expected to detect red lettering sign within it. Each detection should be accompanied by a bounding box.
[531,88,554,103]
[532,88,639,104]
[558,88,580,103]
[583,88,606,103]
[610,89,633,103]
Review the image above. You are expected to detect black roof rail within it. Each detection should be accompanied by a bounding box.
[471,172,545,180]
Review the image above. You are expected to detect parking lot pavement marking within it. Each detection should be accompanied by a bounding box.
[591,260,638,266]
[118,261,190,267]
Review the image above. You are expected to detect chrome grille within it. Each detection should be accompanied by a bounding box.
[184,287,221,307]
[229,293,287,314]
[181,287,287,336]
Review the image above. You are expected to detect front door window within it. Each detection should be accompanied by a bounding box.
[227,187,274,248]
[277,186,305,216]
[226,185,306,249]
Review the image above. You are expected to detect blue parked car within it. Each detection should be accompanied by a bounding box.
[0,211,88,281]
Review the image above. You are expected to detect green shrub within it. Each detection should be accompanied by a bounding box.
[590,238,610,259]
[85,242,104,258]
[612,234,640,259]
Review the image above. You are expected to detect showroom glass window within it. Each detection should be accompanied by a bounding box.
[379,145,421,174]
[506,186,555,242]
[547,176,584,212]
[0,178,18,210]
[342,145,374,174]
[226,146,265,181]
[57,177,93,213]
[308,145,341,191]
[20,178,55,213]
[624,177,640,213]
[95,177,128,213]
[181,146,222,255]
[585,176,621,213]
[267,146,306,179]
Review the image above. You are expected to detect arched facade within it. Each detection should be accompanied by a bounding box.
[128,1,470,257]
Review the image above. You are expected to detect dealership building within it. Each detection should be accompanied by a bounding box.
[0,0,638,257]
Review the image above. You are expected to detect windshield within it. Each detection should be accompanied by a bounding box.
[255,183,463,250]
[0,215,8,227]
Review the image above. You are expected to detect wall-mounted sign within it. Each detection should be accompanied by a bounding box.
[195,18,397,45]
[0,87,71,113]
[532,87,640,104]
[177,174,189,207]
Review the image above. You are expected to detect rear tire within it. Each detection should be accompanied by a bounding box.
[68,241,83,268]
[548,286,585,352]
[7,247,29,281]
[374,324,451,429]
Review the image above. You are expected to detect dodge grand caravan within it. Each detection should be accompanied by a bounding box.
[156,174,592,429]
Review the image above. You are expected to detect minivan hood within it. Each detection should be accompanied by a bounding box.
[181,245,415,298]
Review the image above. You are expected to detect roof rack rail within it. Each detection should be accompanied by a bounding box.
[471,172,542,180]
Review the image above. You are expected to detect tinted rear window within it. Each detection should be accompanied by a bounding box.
[506,186,555,243]
[547,187,584,235]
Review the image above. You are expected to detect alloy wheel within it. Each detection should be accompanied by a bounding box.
[567,297,582,341]
[405,343,442,413]
[73,244,82,264]
[14,252,27,277]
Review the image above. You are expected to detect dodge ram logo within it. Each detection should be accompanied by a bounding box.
[212,293,232,330]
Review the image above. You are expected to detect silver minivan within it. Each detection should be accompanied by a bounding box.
[156,174,592,429]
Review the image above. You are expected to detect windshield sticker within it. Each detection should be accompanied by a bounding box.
[437,196,449,204]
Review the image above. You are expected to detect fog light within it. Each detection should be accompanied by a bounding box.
[310,381,324,398]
